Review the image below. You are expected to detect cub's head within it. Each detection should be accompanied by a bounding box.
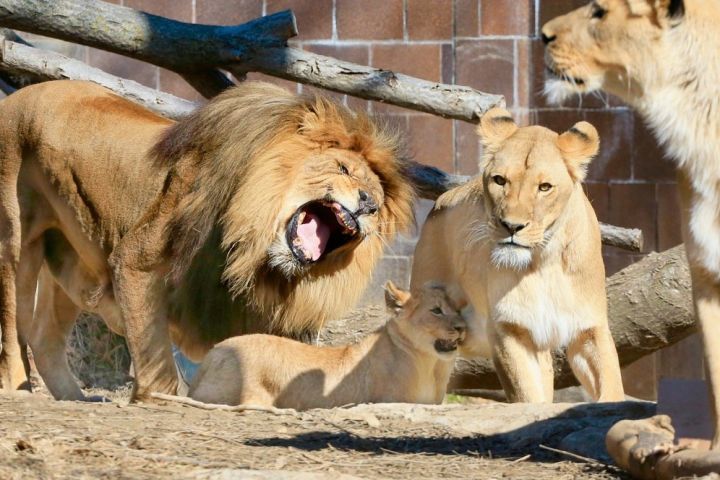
[478,108,600,270]
[384,281,466,358]
[541,0,685,104]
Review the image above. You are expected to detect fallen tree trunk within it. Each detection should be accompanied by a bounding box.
[0,0,504,120]
[606,415,720,479]
[449,245,694,390]
[0,38,643,252]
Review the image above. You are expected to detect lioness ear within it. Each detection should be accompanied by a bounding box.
[557,121,600,183]
[384,281,411,313]
[477,108,518,152]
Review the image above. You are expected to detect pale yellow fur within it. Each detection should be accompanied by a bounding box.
[542,0,720,448]
[410,109,625,403]
[188,282,466,409]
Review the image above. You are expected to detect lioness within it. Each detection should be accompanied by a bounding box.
[188,282,465,409]
[542,0,720,448]
[410,109,624,402]
[0,80,414,402]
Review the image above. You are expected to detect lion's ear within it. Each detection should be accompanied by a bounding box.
[557,121,599,183]
[477,108,518,151]
[628,0,684,23]
[384,281,411,313]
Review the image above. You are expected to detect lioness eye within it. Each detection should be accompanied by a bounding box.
[339,164,349,175]
[430,306,443,316]
[591,3,607,19]
[492,175,506,186]
[539,183,552,192]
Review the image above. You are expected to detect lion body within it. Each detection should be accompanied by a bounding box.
[188,283,465,409]
[0,80,413,401]
[542,0,720,446]
[411,111,624,402]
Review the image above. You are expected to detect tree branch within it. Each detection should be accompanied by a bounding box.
[0,0,504,120]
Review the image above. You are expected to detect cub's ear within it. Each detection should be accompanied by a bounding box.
[477,108,518,152]
[384,281,411,313]
[557,121,600,183]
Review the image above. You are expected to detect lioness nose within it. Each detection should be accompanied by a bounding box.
[541,32,556,45]
[500,220,527,235]
[358,191,378,215]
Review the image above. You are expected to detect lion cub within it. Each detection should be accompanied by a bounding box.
[188,282,466,409]
[411,108,624,403]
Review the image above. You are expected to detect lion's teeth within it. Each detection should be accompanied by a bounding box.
[298,211,306,223]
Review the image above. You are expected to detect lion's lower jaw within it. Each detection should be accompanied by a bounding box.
[490,245,533,271]
[543,76,601,106]
[267,240,305,279]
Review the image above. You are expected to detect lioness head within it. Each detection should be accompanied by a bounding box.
[384,281,466,357]
[478,108,600,270]
[541,0,686,104]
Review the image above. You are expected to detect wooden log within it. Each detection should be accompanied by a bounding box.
[449,245,693,390]
[0,0,504,120]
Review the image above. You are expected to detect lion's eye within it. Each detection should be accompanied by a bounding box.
[339,164,349,175]
[539,183,552,192]
[591,3,607,19]
[430,306,443,316]
[492,175,507,186]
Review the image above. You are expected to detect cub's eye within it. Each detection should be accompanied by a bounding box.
[339,164,349,175]
[591,3,607,19]
[492,175,507,186]
[539,183,553,192]
[430,306,443,316]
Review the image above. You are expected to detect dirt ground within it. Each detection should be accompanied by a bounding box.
[0,307,656,479]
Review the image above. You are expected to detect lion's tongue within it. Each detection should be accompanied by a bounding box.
[297,212,330,261]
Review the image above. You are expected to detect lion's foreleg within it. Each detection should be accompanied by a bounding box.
[112,264,178,402]
[566,326,624,402]
[491,323,550,402]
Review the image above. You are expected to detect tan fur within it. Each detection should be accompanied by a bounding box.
[188,282,466,409]
[0,80,414,402]
[411,109,624,402]
[542,0,720,448]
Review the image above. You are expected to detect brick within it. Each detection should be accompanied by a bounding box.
[455,0,480,37]
[337,0,404,40]
[533,109,633,181]
[516,38,532,109]
[196,0,263,25]
[622,354,657,400]
[584,182,609,223]
[87,48,158,89]
[360,256,412,305]
[408,0,453,40]
[603,252,643,276]
[481,0,534,36]
[657,183,683,251]
[539,0,587,28]
[267,0,333,40]
[406,115,454,172]
[633,114,675,181]
[456,120,481,175]
[456,39,514,106]
[124,0,192,21]
[608,183,657,253]
[158,69,206,102]
[658,334,705,380]
[441,44,454,84]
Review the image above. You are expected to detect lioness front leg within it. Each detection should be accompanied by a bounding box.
[112,264,177,402]
[566,326,624,402]
[491,323,550,402]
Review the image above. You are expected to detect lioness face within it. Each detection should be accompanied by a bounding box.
[281,150,384,268]
[541,0,685,104]
[477,109,600,270]
[385,281,466,358]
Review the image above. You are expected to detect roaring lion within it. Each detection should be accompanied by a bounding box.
[0,80,414,402]
[188,281,465,409]
[410,108,625,402]
[542,0,720,447]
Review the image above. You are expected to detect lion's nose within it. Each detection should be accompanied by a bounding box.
[357,191,378,215]
[541,32,556,45]
[500,220,528,235]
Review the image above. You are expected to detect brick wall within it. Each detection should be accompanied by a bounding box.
[2,0,702,399]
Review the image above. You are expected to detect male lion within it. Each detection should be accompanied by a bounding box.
[542,0,720,448]
[410,108,624,402]
[0,80,414,402]
[188,281,465,409]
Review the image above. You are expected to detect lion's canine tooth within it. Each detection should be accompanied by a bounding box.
[298,211,306,223]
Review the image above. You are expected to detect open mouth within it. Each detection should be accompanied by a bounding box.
[286,201,359,264]
[545,66,586,86]
[434,338,459,353]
